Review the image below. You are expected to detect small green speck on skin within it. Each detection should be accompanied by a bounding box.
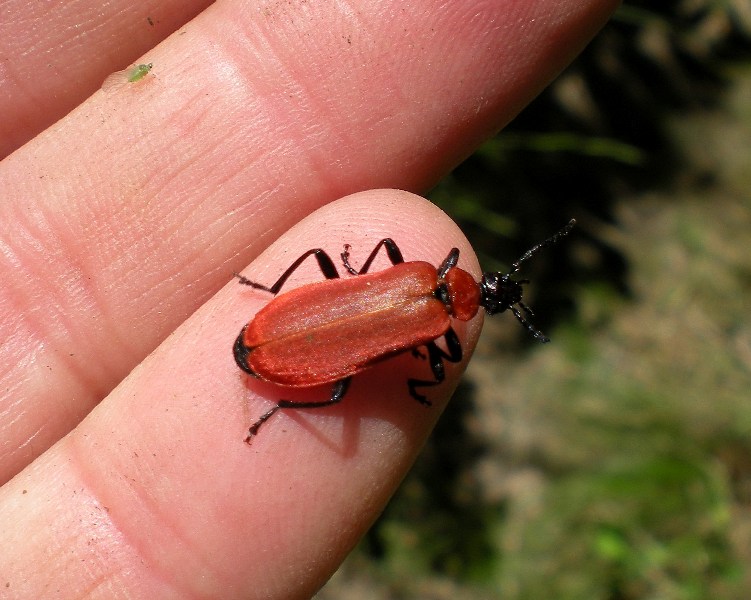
[127,63,153,83]
[102,62,154,92]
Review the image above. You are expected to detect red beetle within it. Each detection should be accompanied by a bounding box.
[234,220,575,442]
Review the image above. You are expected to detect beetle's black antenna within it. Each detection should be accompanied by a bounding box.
[511,304,550,343]
[509,219,576,276]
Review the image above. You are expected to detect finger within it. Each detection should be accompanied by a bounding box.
[0,0,618,482]
[0,0,212,158]
[0,190,483,599]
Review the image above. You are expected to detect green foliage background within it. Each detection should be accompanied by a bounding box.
[319,2,751,598]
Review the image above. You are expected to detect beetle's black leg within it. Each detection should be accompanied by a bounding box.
[235,248,340,295]
[341,238,405,275]
[437,248,460,279]
[407,328,463,405]
[244,378,352,443]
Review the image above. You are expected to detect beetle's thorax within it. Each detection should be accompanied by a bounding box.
[436,266,481,321]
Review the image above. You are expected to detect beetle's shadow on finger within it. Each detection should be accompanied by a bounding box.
[240,350,454,458]
[241,380,364,457]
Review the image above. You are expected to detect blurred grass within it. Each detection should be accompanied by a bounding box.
[317,1,751,598]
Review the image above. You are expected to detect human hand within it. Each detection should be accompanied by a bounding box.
[0,1,617,597]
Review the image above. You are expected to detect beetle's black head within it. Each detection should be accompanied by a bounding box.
[480,272,549,342]
[480,272,524,316]
[479,219,576,343]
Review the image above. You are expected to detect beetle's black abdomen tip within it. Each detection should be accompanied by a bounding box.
[233,327,256,376]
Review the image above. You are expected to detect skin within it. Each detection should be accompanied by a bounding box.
[0,0,619,598]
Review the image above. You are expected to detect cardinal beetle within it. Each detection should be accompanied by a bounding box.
[234,219,575,442]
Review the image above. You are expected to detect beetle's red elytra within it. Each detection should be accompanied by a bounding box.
[234,221,575,442]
